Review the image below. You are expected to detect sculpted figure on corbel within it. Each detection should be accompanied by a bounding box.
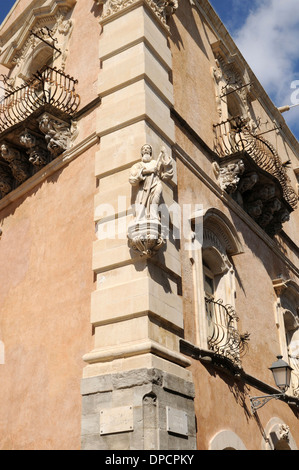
[0,143,30,183]
[212,159,245,194]
[19,129,48,167]
[128,144,173,257]
[96,0,178,25]
[38,113,74,156]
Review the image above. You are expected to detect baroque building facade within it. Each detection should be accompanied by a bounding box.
[0,0,298,450]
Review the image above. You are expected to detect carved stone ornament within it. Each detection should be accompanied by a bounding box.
[128,144,173,257]
[0,163,13,198]
[38,113,72,156]
[96,0,178,25]
[279,424,290,441]
[0,143,30,183]
[1,0,76,71]
[19,129,48,167]
[212,159,245,194]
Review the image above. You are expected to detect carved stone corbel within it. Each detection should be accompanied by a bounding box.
[212,159,245,194]
[19,129,48,167]
[128,144,173,257]
[0,143,30,183]
[38,113,73,156]
[0,163,13,198]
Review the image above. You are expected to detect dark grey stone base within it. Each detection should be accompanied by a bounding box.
[81,368,196,450]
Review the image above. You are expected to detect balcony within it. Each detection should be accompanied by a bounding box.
[213,117,298,236]
[205,297,250,368]
[0,66,80,199]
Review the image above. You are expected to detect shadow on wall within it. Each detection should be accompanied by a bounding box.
[170,1,209,59]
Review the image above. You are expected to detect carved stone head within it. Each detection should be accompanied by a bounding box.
[141,144,153,163]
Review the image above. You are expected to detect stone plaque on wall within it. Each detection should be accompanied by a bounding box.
[166,406,188,437]
[100,405,134,435]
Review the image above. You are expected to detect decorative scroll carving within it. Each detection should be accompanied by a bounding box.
[212,159,245,194]
[38,113,72,156]
[279,424,290,441]
[1,143,30,183]
[97,0,178,25]
[19,130,48,167]
[128,144,173,257]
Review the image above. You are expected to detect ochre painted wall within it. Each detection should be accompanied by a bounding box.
[0,147,96,449]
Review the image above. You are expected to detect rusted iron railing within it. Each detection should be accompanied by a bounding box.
[205,297,249,367]
[0,67,80,133]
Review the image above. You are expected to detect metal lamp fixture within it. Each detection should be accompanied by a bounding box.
[250,356,293,414]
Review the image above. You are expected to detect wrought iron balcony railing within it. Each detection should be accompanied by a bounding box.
[0,66,81,200]
[213,118,298,210]
[0,66,80,133]
[205,297,249,368]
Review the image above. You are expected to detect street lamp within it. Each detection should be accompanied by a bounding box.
[250,356,293,414]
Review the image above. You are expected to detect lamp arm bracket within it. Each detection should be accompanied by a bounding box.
[249,393,284,413]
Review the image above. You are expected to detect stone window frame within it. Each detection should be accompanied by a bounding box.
[273,278,299,398]
[0,0,76,89]
[189,207,244,352]
[262,417,298,450]
[209,430,247,450]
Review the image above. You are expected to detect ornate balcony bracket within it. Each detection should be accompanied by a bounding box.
[0,162,13,199]
[212,159,245,194]
[0,67,80,200]
[1,143,30,183]
[38,113,73,157]
[212,118,298,237]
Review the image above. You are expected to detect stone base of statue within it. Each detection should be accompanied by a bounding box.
[127,218,165,257]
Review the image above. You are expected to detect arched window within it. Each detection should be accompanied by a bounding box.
[23,43,54,79]
[263,418,298,450]
[209,430,247,450]
[189,208,247,366]
[273,279,299,397]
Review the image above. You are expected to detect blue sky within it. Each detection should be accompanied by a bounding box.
[0,0,15,23]
[0,0,299,141]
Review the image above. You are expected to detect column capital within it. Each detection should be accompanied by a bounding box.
[95,0,178,27]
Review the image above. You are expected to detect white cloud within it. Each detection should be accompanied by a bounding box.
[234,0,299,109]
